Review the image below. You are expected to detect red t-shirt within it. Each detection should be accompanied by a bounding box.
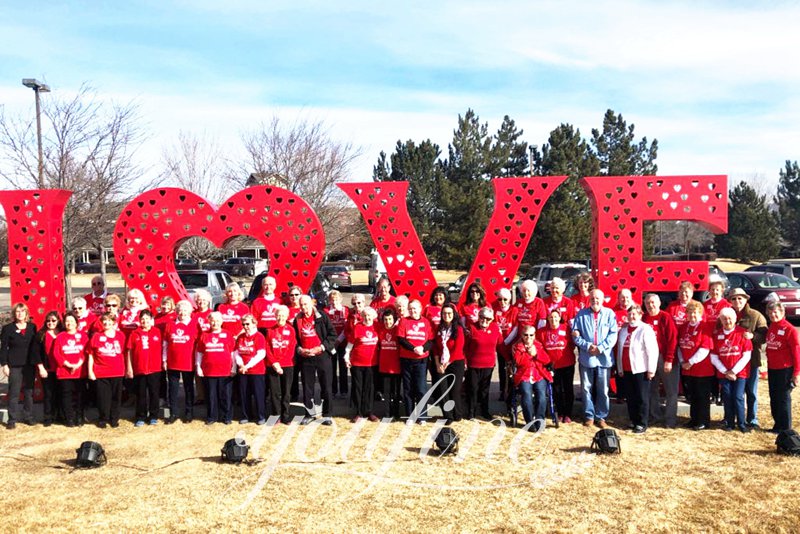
[766,319,800,374]
[235,331,267,374]
[324,306,349,339]
[621,325,636,372]
[126,327,163,376]
[543,296,576,324]
[84,292,106,317]
[76,312,93,336]
[536,323,575,369]
[712,326,752,379]
[218,302,249,337]
[666,300,691,329]
[370,295,396,319]
[377,324,400,374]
[296,313,323,351]
[197,330,235,377]
[266,323,297,368]
[460,302,482,327]
[515,298,546,329]
[52,331,87,379]
[163,319,200,372]
[423,305,443,329]
[704,298,730,327]
[287,305,301,324]
[466,323,502,369]
[678,322,714,377]
[348,323,379,367]
[251,295,281,330]
[88,330,126,378]
[571,293,591,312]
[154,311,176,336]
[397,317,433,359]
[194,309,212,333]
[119,306,147,335]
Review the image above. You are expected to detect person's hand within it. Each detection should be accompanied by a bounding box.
[125,367,133,379]
[413,346,425,356]
[572,330,580,338]
[0,364,8,378]
[38,366,48,379]
[196,366,204,378]
[239,365,247,375]
[646,372,654,380]
[725,370,736,381]
[162,360,168,371]
[618,370,624,377]
[791,376,798,388]
[273,362,283,375]
[88,370,96,381]
[682,362,691,371]
[744,332,754,340]
[664,362,673,373]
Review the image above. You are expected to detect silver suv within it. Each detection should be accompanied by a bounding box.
[745,262,800,283]
[515,262,588,298]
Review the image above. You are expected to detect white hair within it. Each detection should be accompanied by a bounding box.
[719,307,737,322]
[496,288,511,300]
[521,280,537,293]
[550,277,566,292]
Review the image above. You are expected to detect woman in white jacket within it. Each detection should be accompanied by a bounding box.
[617,305,659,433]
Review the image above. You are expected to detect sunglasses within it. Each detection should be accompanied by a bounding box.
[105,303,119,307]
[290,293,301,297]
[522,333,536,337]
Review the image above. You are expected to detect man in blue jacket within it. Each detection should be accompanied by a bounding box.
[572,289,619,428]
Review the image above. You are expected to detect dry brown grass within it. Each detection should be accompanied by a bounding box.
[2,379,799,533]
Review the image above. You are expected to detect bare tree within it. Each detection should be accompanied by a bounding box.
[230,116,367,257]
[0,84,147,301]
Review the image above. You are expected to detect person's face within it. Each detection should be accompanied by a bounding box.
[140,314,154,330]
[209,315,223,330]
[64,316,77,333]
[377,281,390,297]
[441,307,454,325]
[730,295,747,312]
[71,303,85,316]
[627,309,643,324]
[469,287,481,303]
[329,294,341,308]
[128,294,143,308]
[578,280,591,294]
[276,310,289,326]
[352,297,365,312]
[618,292,632,309]
[478,315,492,329]
[226,286,241,304]
[161,300,175,313]
[363,313,375,326]
[396,301,409,317]
[547,311,560,328]
[301,298,315,316]
[14,307,27,322]
[687,308,703,324]
[645,297,660,316]
[101,317,116,330]
[550,285,563,299]
[92,278,104,294]
[289,290,301,305]
[678,286,693,303]
[177,305,191,320]
[709,283,723,300]
[263,278,276,295]
[434,292,445,306]
[496,293,510,308]
[768,306,785,323]
[242,317,257,335]
[590,292,603,311]
[383,314,396,329]
[521,329,536,346]
[104,299,120,314]
[720,314,736,330]
[409,302,422,319]
[522,285,534,301]
[45,316,59,331]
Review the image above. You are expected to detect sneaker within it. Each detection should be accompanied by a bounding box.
[223,420,232,425]
[321,417,333,426]
[692,424,707,431]
[149,419,158,426]
[723,426,734,432]
[739,426,751,433]
[205,420,215,426]
[239,419,249,425]
[746,421,760,429]
[134,420,145,428]
[632,425,646,434]
[6,421,16,430]
[256,419,266,425]
[165,416,177,425]
[300,416,314,425]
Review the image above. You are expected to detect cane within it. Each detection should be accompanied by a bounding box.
[547,378,559,429]
[505,361,517,428]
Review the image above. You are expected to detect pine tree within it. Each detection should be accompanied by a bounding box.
[715,181,780,262]
[591,109,658,176]
[775,160,800,251]
[489,115,529,177]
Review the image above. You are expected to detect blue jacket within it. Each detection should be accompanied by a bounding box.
[572,306,619,368]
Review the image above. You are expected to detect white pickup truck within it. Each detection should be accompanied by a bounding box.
[178,270,237,308]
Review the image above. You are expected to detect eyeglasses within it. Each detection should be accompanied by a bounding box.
[470,289,481,294]
[479,317,492,322]
[91,282,104,286]
[46,318,58,323]
[105,303,119,307]
[498,298,509,301]
[522,333,536,337]
[290,293,301,297]
[72,307,84,311]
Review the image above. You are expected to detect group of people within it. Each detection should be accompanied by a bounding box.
[1,272,798,435]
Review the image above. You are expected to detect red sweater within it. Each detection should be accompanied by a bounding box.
[433,325,466,363]
[642,310,678,363]
[512,341,551,386]
[348,323,379,367]
[397,317,433,359]
[466,323,502,369]
[536,323,575,369]
[235,331,267,374]
[711,326,752,379]
[377,324,400,374]
[678,322,714,377]
[459,302,482,327]
[163,319,200,372]
[266,324,297,368]
[197,330,235,377]
[126,327,163,376]
[52,331,87,379]
[766,319,800,375]
[88,330,126,378]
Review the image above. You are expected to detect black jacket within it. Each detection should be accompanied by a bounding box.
[0,322,37,367]
[293,310,338,357]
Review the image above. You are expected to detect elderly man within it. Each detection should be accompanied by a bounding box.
[84,275,107,316]
[572,289,619,428]
[294,295,338,425]
[642,293,679,428]
[728,288,767,428]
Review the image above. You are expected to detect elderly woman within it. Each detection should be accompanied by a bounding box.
[510,280,547,343]
[266,305,297,424]
[88,311,127,428]
[538,308,575,423]
[394,295,410,320]
[234,314,267,425]
[512,324,551,430]
[0,303,38,428]
[251,276,281,334]
[53,312,88,427]
[163,299,201,424]
[493,288,517,401]
[377,308,402,419]
[543,277,576,327]
[571,272,594,311]
[71,297,93,335]
[397,299,433,421]
[678,301,715,430]
[466,306,503,420]
[434,303,465,424]
[728,288,767,429]
[324,290,350,400]
[219,282,249,338]
[616,305,659,433]
[460,282,487,328]
[703,278,730,327]
[32,311,64,427]
[666,281,696,329]
[345,307,380,422]
[370,277,396,319]
[192,289,213,332]
[119,288,149,338]
[154,296,177,335]
[710,307,753,433]
[765,301,800,433]
[196,311,236,425]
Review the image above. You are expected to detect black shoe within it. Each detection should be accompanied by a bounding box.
[321,417,333,426]
[300,416,314,425]
[165,416,177,425]
[65,421,76,428]
[205,420,215,426]
[6,421,16,430]
[97,421,107,429]
[692,424,707,431]
[43,420,52,427]
[110,421,119,428]
[739,426,751,433]
[633,425,646,434]
[683,420,696,428]
[723,426,733,432]
[444,418,453,426]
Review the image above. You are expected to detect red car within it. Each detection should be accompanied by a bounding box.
[726,271,800,321]
[320,265,352,289]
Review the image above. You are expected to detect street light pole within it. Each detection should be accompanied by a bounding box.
[22,78,50,189]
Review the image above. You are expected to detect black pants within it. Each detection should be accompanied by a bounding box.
[332,344,348,396]
[383,373,402,418]
[686,375,714,427]
[350,365,375,417]
[205,376,233,423]
[95,377,123,424]
[497,352,508,398]
[59,378,84,425]
[290,355,302,400]
[268,366,294,422]
[769,367,795,432]
[42,372,61,424]
[622,372,651,428]
[302,354,333,417]
[167,370,195,419]
[6,365,35,423]
[553,365,575,419]
[237,373,266,422]
[135,372,162,420]
[466,367,494,419]
[440,360,465,421]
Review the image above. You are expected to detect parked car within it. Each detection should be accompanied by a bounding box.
[654,264,730,308]
[369,250,387,289]
[745,262,800,283]
[446,274,468,302]
[174,258,200,270]
[178,270,235,308]
[73,262,119,274]
[209,257,268,277]
[320,264,352,289]
[515,263,588,298]
[309,271,332,310]
[725,271,800,320]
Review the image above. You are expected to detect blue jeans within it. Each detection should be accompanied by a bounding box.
[401,358,429,418]
[744,366,759,425]
[580,365,610,421]
[720,377,746,429]
[518,379,547,425]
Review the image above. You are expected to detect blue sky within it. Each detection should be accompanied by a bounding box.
[2,0,799,192]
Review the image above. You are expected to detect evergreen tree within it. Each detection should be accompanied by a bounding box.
[528,124,600,263]
[591,109,658,175]
[489,115,529,177]
[715,181,780,262]
[775,160,800,251]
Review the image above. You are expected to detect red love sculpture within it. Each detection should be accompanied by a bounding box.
[113,187,325,309]
[0,189,71,323]
[339,176,566,304]
[582,175,728,299]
